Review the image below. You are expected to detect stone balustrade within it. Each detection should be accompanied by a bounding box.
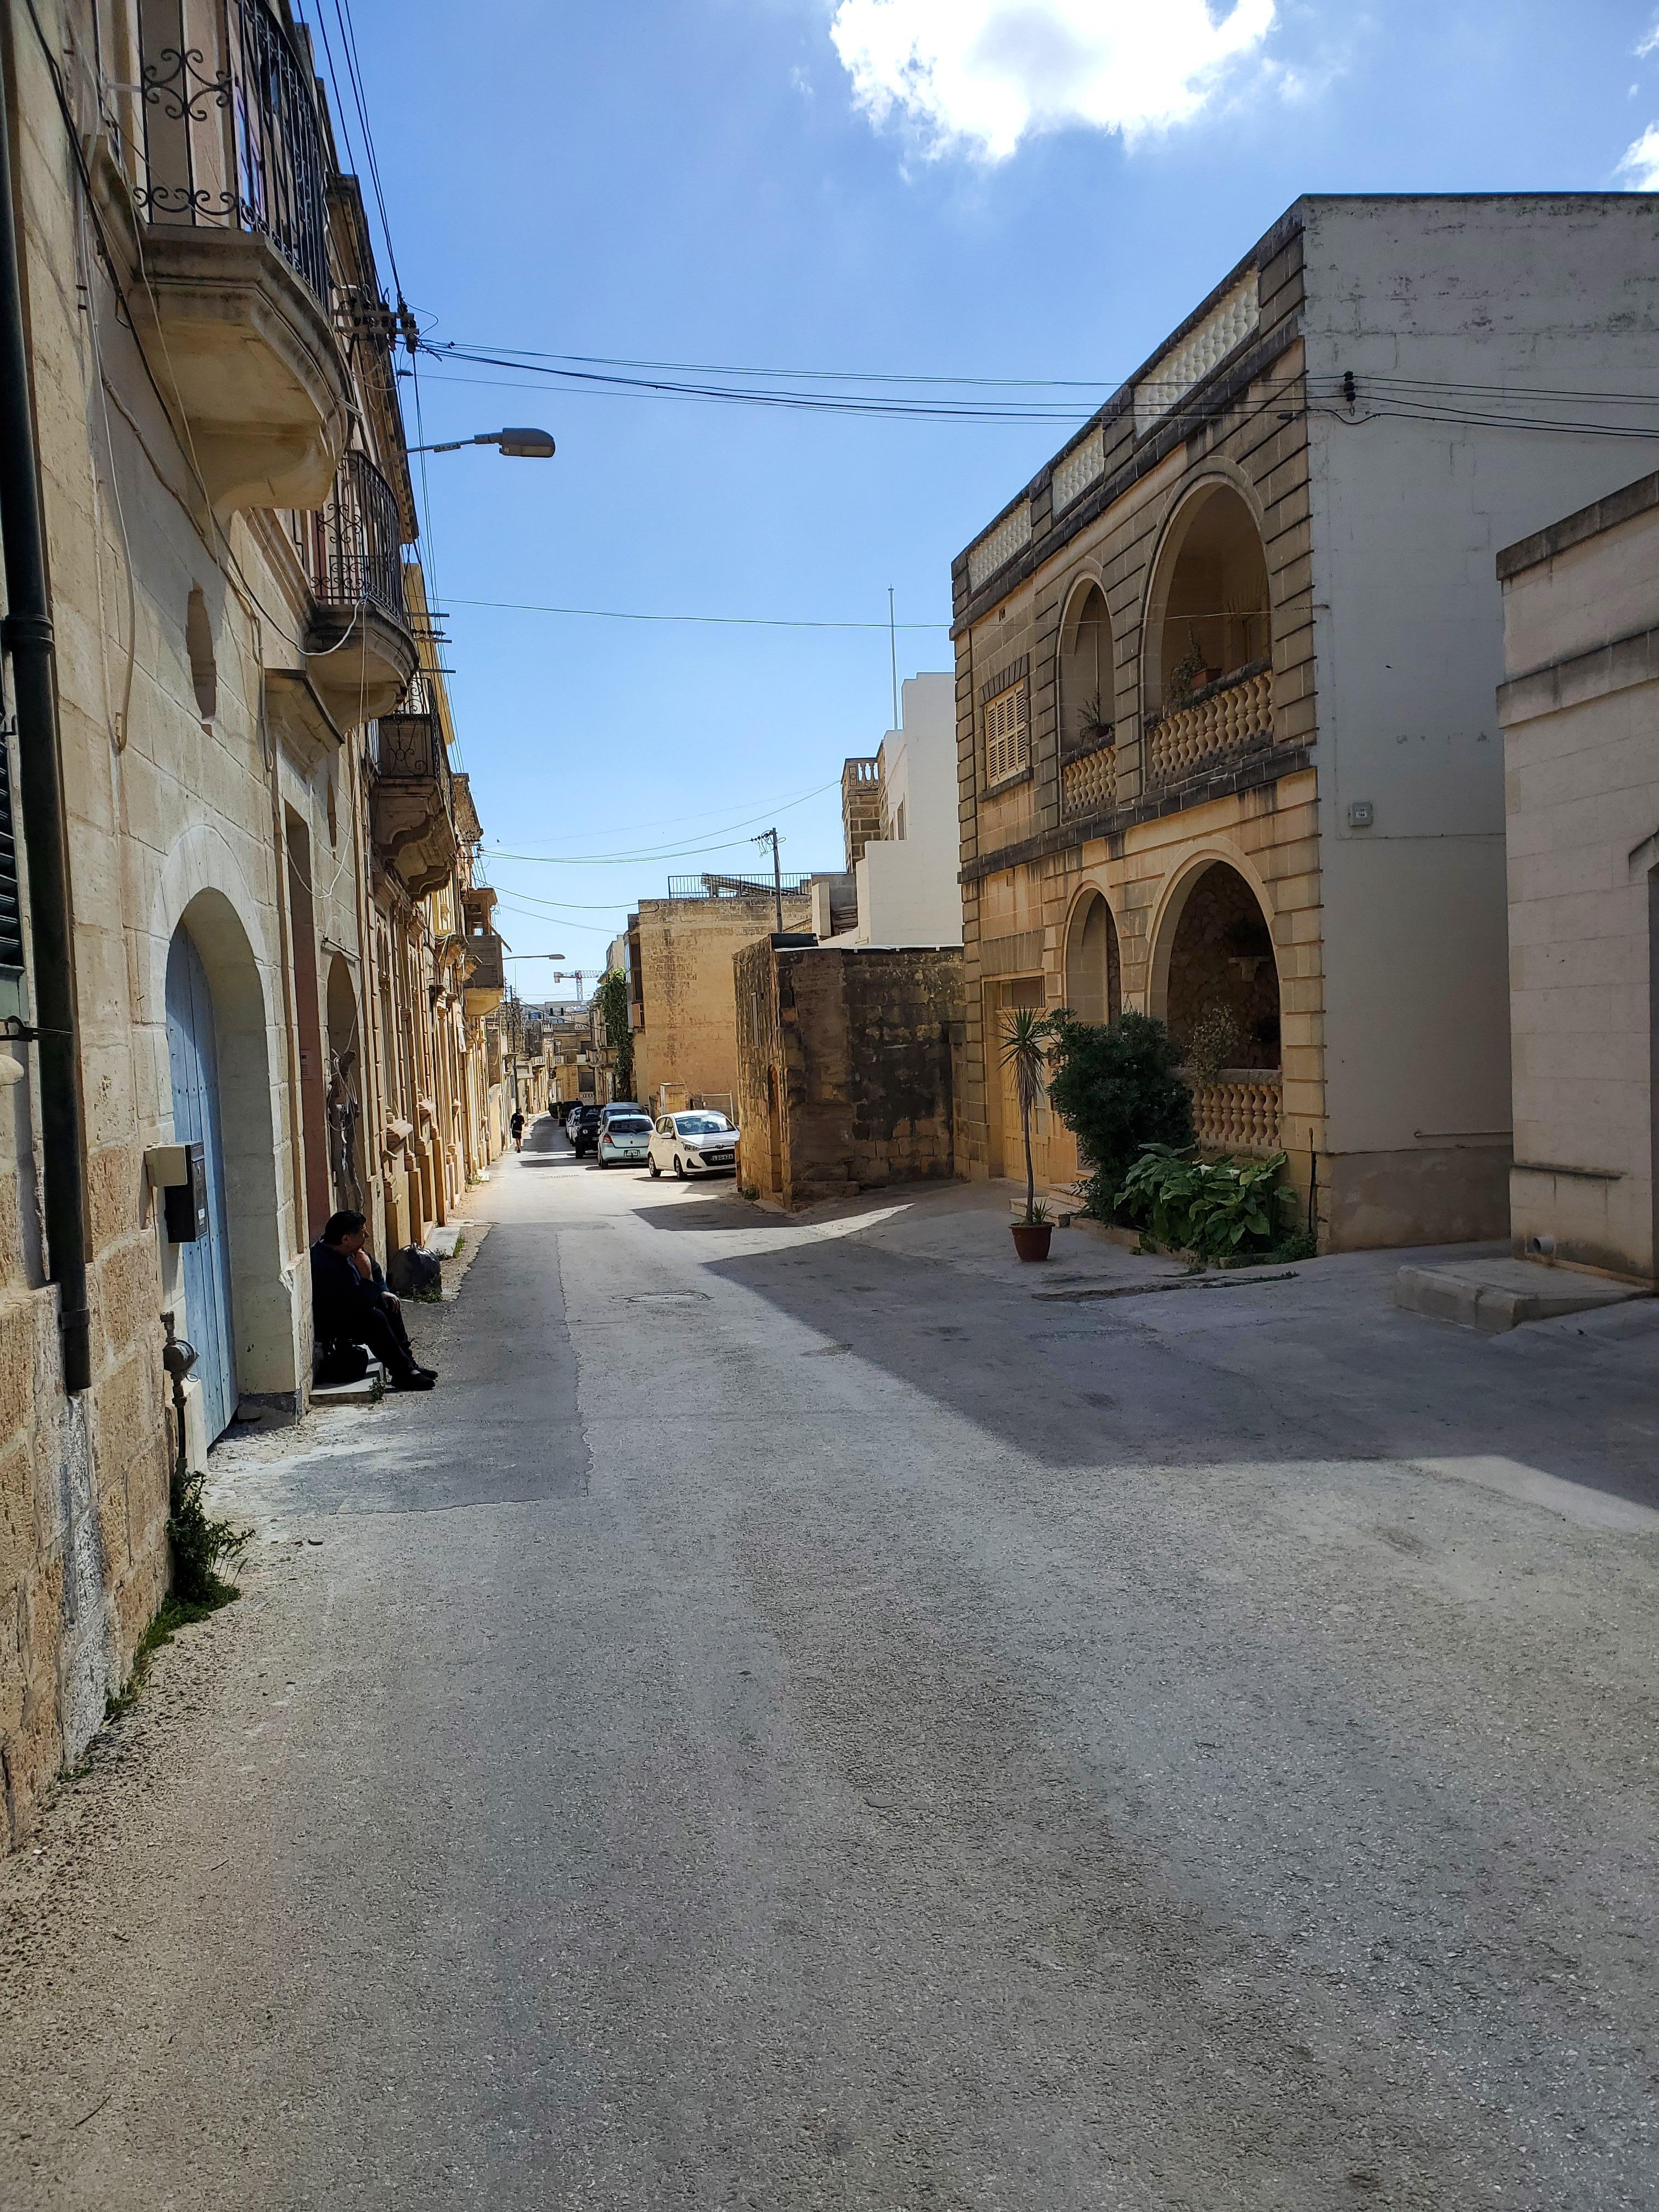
[1148,665,1273,787]
[1190,1071,1282,1155]
[1060,742,1117,820]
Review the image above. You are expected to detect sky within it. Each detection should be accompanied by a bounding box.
[306,0,1659,1001]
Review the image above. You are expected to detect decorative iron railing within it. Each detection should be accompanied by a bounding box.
[375,703,451,808]
[296,453,406,627]
[1189,1071,1282,1155]
[136,0,330,303]
[1060,740,1117,820]
[1147,659,1273,788]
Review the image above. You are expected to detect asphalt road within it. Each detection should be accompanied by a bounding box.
[3,1116,1658,2209]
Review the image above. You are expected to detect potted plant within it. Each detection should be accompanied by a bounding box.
[1001,1005,1056,1260]
[1076,692,1113,748]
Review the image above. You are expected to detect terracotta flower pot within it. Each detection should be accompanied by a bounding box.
[1011,1222,1053,1262]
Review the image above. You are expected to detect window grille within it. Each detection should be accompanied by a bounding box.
[984,682,1029,788]
[0,729,21,972]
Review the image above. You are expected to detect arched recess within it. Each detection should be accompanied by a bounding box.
[1058,577,1114,749]
[325,953,366,1216]
[166,887,295,1402]
[1142,478,1271,722]
[1063,887,1121,1026]
[1149,858,1280,1071]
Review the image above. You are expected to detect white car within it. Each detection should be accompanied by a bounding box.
[648,1110,739,1180]
[597,1110,653,1168]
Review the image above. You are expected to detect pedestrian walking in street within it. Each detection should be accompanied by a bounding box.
[310,1211,436,1391]
[511,1108,526,1152]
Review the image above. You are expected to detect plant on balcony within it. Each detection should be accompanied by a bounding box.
[1118,1145,1288,1262]
[1165,625,1217,707]
[1075,692,1113,748]
[1046,1011,1193,1219]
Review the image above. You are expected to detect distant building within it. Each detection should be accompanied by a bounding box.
[839,676,963,948]
[951,193,1659,1248]
[1497,473,1659,1284]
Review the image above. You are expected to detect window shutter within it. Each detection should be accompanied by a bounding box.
[0,732,22,973]
[984,682,1030,787]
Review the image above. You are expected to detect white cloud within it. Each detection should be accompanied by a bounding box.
[1639,19,1659,58]
[1618,121,1659,188]
[828,0,1277,162]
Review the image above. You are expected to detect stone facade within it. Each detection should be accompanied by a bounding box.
[0,0,504,1850]
[633,890,812,1116]
[1497,472,1659,1283]
[734,942,963,1208]
[955,195,1659,1250]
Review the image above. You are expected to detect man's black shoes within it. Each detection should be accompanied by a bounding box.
[390,1369,436,1392]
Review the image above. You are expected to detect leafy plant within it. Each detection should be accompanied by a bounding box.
[1166,624,1212,705]
[169,1464,250,1607]
[1182,1002,1243,1085]
[1077,691,1111,743]
[1000,1005,1055,1223]
[1118,1145,1288,1261]
[1046,1011,1193,1218]
[596,969,635,1100]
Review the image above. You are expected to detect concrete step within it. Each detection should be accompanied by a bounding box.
[311,1359,386,1406]
[1394,1257,1649,1334]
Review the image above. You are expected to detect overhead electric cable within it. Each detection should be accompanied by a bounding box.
[450,596,946,631]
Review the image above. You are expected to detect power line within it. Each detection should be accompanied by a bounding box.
[450,596,947,631]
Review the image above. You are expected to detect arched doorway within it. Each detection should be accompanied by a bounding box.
[1143,483,1272,787]
[1064,890,1121,1026]
[165,925,238,1439]
[1161,862,1280,1070]
[1059,582,1113,749]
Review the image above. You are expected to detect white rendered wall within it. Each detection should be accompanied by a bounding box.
[1302,195,1659,1173]
[853,674,963,947]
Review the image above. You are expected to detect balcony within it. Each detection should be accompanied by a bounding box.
[296,454,417,724]
[130,0,349,511]
[1146,661,1273,790]
[461,888,506,1017]
[451,772,483,850]
[1060,737,1117,821]
[370,689,458,901]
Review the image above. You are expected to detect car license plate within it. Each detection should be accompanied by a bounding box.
[706,1149,733,1165]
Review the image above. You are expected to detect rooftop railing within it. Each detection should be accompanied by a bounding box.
[665,872,812,901]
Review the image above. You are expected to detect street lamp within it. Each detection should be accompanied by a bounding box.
[407,426,557,459]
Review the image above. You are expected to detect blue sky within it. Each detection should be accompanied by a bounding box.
[312,0,1659,997]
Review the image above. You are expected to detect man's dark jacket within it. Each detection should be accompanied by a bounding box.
[311,1239,379,1344]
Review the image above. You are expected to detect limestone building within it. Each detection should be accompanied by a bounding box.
[952,194,1659,1248]
[0,0,504,1842]
[630,876,816,1116]
[1497,473,1659,1284]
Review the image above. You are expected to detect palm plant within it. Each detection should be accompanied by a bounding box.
[1000,1005,1054,1223]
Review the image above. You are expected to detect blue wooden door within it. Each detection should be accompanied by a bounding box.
[165,928,237,1441]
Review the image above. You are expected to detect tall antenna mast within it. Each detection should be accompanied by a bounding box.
[888,585,899,733]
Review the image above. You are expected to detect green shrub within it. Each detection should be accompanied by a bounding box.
[1118,1145,1287,1261]
[169,1465,250,1608]
[1046,1011,1193,1217]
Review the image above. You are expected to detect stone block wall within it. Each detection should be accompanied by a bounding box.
[735,943,964,1209]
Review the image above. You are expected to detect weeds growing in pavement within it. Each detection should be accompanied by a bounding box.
[104,1468,249,1722]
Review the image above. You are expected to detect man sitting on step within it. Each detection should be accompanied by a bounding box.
[310,1210,436,1392]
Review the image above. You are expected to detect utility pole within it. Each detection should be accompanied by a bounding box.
[755,828,783,934]
[888,585,899,735]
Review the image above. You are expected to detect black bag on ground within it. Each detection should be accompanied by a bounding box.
[315,1341,370,1386]
[387,1244,442,1299]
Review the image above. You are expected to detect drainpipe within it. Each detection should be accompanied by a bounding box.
[0,42,92,1393]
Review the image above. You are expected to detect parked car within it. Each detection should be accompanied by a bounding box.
[648,1109,739,1179]
[565,1101,588,1139]
[597,1110,654,1169]
[568,1103,602,1156]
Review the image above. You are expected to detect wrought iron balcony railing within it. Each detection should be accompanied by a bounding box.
[295,452,407,629]
[376,697,452,805]
[136,0,330,304]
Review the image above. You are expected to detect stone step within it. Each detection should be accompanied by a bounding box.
[311,1359,386,1406]
[1394,1257,1649,1335]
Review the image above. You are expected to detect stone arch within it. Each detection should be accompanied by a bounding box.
[1148,855,1280,1072]
[167,887,297,1395]
[1141,475,1271,723]
[1063,885,1121,1026]
[1057,572,1114,750]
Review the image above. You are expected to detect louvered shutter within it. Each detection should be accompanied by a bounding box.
[0,733,21,973]
[984,682,1030,787]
